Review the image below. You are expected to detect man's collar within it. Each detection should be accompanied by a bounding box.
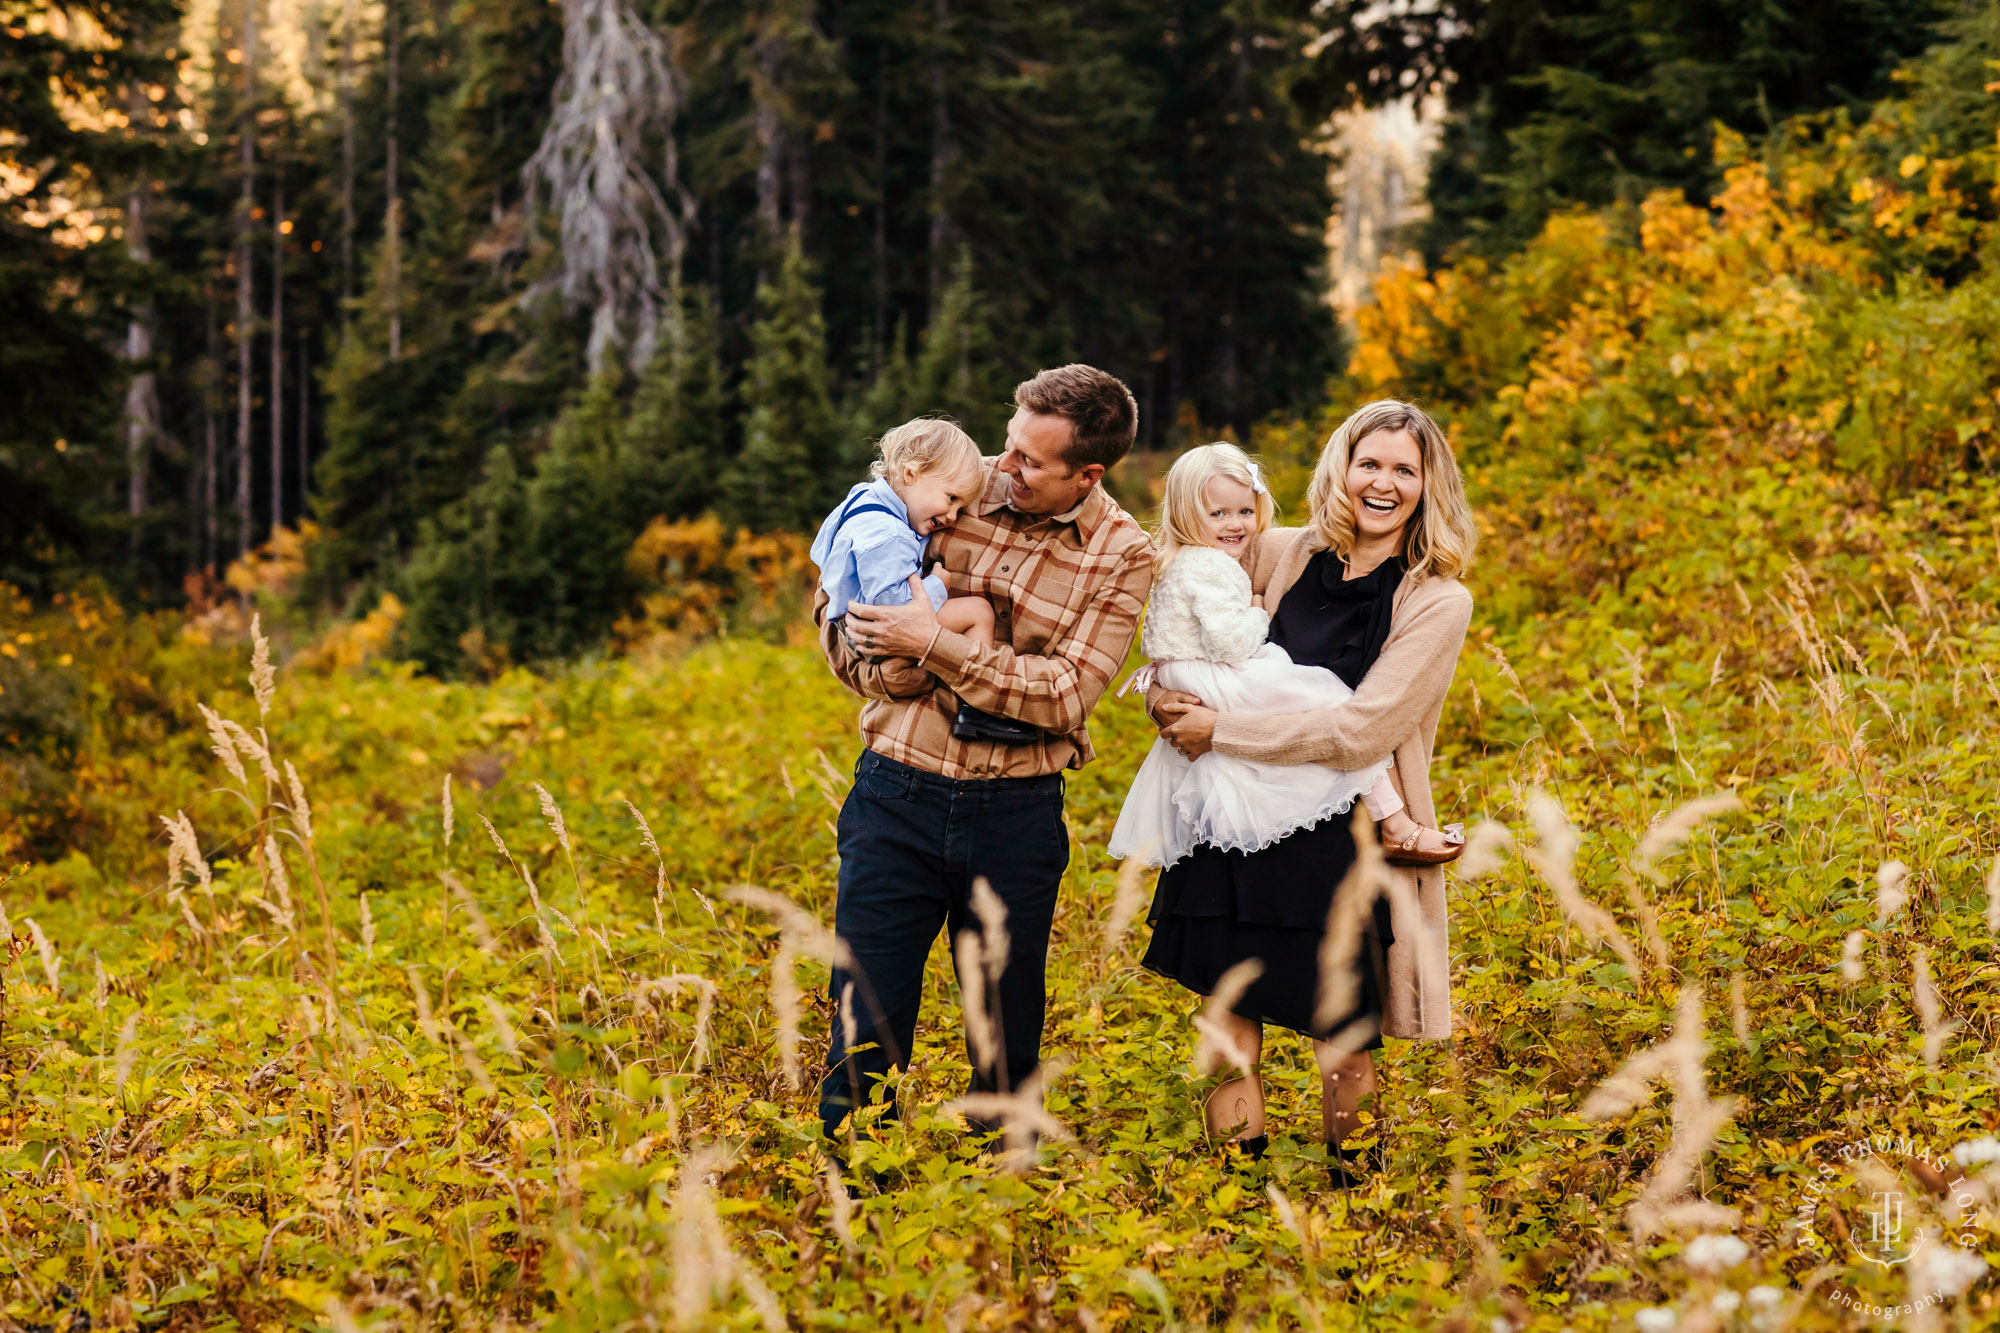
[975,459,1111,538]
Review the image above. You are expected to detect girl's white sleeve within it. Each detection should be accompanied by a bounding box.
[1179,548,1269,663]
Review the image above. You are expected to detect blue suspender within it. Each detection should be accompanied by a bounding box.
[835,493,903,530]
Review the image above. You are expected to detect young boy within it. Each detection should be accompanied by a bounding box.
[809,417,1032,741]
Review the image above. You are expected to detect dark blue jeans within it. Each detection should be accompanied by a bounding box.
[819,749,1070,1138]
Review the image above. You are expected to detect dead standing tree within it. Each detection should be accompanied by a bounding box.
[522,0,693,375]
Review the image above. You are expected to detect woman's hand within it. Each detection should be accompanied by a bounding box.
[844,574,939,659]
[1152,690,1218,758]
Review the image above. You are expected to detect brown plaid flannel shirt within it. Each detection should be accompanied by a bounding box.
[815,461,1156,779]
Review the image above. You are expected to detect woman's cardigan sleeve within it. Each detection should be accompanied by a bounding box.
[1210,581,1473,767]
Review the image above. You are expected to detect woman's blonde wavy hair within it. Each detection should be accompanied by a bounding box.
[1156,441,1276,571]
[1306,399,1476,583]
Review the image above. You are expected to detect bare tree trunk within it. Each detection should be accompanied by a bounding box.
[926,0,955,312]
[123,170,158,560]
[753,32,784,248]
[872,73,888,351]
[236,0,257,559]
[297,324,310,519]
[204,299,219,572]
[385,0,401,360]
[1218,27,1248,430]
[340,0,356,307]
[270,178,285,535]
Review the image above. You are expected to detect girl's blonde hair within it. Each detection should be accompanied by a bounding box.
[872,416,984,491]
[1305,399,1476,583]
[1156,441,1276,570]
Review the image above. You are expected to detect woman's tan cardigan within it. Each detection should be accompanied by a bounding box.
[1151,526,1473,1040]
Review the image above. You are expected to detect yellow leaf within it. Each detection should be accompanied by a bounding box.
[1898,154,1927,178]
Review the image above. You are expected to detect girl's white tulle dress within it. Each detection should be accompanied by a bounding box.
[1108,546,1390,869]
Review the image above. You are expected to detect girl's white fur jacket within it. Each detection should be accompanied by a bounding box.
[1139,545,1269,664]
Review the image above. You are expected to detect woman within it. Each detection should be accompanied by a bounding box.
[1143,398,1477,1177]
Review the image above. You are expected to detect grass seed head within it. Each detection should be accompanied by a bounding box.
[25,917,59,990]
[482,996,521,1055]
[1314,809,1386,1030]
[823,1164,860,1257]
[533,781,570,854]
[222,718,279,786]
[1875,859,1909,924]
[112,1010,141,1096]
[160,811,211,892]
[249,614,275,719]
[1193,958,1264,1078]
[1524,789,1643,978]
[1635,793,1742,872]
[263,834,293,916]
[197,703,247,785]
[1102,853,1152,955]
[479,812,511,862]
[1912,945,1955,1066]
[440,772,454,848]
[968,876,1010,982]
[955,930,1001,1076]
[944,1060,1074,1174]
[1456,819,1513,880]
[1842,929,1866,983]
[283,761,313,841]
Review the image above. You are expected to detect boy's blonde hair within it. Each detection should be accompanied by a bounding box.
[872,416,984,491]
[1156,441,1276,570]
[1305,399,1476,583]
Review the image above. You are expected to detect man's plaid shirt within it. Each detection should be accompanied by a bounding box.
[815,461,1157,779]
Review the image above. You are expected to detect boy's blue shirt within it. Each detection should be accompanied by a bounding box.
[809,478,951,619]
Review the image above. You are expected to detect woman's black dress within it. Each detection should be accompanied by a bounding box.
[1141,550,1406,1043]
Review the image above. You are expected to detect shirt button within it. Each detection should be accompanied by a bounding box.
[1000,564,1009,572]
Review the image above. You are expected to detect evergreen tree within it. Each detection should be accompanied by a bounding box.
[306,0,565,605]
[524,372,633,657]
[908,249,1014,449]
[1311,0,1958,256]
[1,0,176,590]
[718,236,845,532]
[843,315,916,448]
[619,284,727,529]
[400,442,534,673]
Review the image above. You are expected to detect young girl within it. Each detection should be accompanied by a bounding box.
[1109,442,1461,868]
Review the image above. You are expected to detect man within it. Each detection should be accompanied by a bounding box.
[815,364,1156,1143]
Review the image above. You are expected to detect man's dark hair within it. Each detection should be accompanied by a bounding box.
[1014,364,1139,471]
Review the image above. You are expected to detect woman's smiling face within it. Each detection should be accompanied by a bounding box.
[1344,427,1424,545]
[1198,476,1259,558]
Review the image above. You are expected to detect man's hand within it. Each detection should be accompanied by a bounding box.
[845,574,940,659]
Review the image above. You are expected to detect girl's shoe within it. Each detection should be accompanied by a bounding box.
[1385,821,1465,866]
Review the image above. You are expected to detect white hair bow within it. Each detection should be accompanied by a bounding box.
[1246,460,1268,495]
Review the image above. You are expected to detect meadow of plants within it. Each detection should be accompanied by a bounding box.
[6,52,2000,1332]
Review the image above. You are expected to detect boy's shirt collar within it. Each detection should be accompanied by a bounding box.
[861,475,912,522]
